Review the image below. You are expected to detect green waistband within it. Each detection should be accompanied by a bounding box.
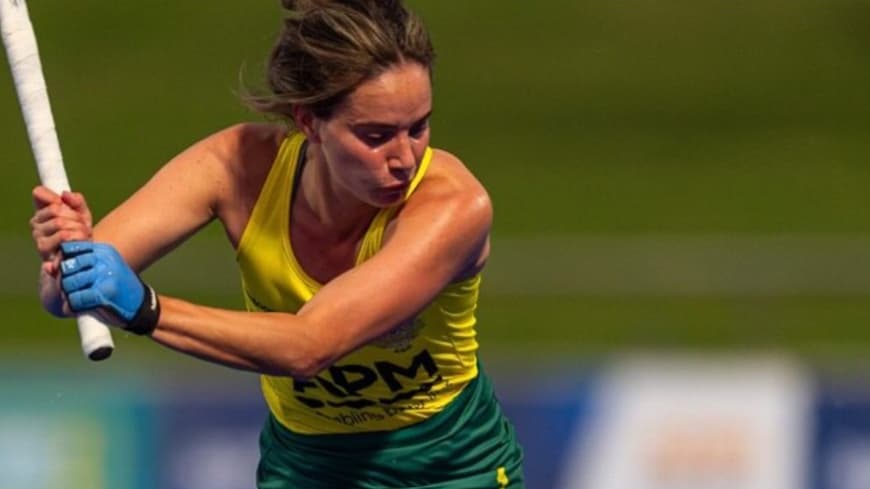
[267,370,496,451]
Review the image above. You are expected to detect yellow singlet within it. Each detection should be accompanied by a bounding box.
[236,132,481,434]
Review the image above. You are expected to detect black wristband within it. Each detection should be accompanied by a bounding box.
[126,279,160,336]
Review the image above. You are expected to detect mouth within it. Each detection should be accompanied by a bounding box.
[382,183,409,194]
[377,183,409,204]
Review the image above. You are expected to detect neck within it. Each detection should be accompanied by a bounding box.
[298,144,378,240]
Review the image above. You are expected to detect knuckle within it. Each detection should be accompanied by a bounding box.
[35,235,50,249]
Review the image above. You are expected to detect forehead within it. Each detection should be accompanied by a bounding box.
[341,62,432,123]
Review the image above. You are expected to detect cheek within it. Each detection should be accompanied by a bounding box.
[414,131,431,157]
[322,132,363,165]
[416,139,429,158]
[324,141,382,181]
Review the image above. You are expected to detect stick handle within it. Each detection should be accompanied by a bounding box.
[1,0,114,361]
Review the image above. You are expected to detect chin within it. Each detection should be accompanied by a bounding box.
[370,190,405,207]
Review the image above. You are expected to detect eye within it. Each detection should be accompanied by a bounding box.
[356,131,389,148]
[354,126,396,148]
[409,119,429,139]
[364,133,387,144]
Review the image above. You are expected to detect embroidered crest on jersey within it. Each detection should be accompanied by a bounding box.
[370,317,425,352]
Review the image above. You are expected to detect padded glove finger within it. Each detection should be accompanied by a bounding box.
[60,251,96,275]
[67,288,104,313]
[61,267,97,293]
[60,240,94,258]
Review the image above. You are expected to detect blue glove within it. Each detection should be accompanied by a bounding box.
[60,241,160,335]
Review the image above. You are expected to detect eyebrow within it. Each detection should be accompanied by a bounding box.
[351,110,433,129]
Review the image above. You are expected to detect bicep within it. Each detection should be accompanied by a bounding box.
[93,134,232,271]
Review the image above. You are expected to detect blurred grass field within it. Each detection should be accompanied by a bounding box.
[2,1,870,368]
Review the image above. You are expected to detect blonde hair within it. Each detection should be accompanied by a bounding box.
[245,0,435,123]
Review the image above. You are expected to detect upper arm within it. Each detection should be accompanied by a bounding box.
[93,123,268,271]
[299,150,492,364]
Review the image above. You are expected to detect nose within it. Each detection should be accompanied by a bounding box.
[388,134,416,178]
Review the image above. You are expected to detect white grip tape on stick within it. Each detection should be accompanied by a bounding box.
[0,0,67,190]
[1,0,115,360]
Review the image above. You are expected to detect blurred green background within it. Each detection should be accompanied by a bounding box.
[2,0,870,371]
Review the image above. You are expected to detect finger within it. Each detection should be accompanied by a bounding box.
[30,211,92,250]
[41,260,58,277]
[31,203,67,226]
[31,215,88,238]
[61,191,83,208]
[66,288,102,313]
[42,254,62,275]
[30,202,93,253]
[61,268,97,293]
[32,186,62,210]
[61,191,93,228]
[32,225,91,260]
[60,252,97,275]
[31,201,91,226]
[33,234,65,262]
[60,241,94,258]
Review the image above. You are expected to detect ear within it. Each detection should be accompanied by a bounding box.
[292,105,322,143]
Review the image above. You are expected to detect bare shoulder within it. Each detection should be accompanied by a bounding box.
[388,148,492,278]
[163,123,284,180]
[207,123,286,178]
[205,123,287,223]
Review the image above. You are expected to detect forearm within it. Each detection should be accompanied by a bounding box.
[149,296,329,378]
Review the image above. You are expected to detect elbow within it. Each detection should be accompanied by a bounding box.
[258,312,344,379]
[288,355,329,380]
[273,334,336,380]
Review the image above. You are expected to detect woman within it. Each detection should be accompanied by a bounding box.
[31,0,525,487]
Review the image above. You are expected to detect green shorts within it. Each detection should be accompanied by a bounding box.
[256,369,525,489]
